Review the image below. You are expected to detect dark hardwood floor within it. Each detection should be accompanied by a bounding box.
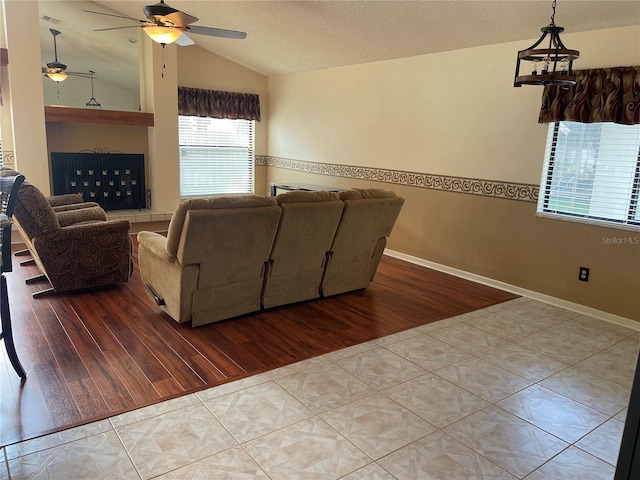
[1,238,517,447]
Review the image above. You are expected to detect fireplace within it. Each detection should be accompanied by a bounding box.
[50,152,145,211]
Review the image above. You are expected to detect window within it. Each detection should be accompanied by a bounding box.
[178,116,254,197]
[537,121,640,231]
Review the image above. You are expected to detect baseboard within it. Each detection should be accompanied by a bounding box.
[384,249,640,332]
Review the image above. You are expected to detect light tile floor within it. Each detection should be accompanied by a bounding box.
[2,297,637,479]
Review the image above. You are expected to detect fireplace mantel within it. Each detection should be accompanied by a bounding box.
[44,106,154,127]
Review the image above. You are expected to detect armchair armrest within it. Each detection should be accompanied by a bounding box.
[54,218,131,237]
[46,193,84,207]
[33,219,131,251]
[137,231,176,264]
[56,206,107,227]
[52,202,101,213]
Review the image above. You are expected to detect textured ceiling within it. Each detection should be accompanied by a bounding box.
[38,0,640,91]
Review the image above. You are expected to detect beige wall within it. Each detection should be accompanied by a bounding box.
[267,25,640,321]
[42,75,139,112]
[2,0,49,192]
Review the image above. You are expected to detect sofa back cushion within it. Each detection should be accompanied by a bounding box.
[166,195,279,258]
[271,190,344,274]
[13,181,59,239]
[332,189,404,263]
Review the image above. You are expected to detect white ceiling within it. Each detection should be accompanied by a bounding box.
[38,0,640,93]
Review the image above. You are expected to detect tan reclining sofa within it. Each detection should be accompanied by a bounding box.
[138,188,404,327]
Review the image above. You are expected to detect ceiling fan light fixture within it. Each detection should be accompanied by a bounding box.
[46,71,68,82]
[514,0,579,87]
[143,25,183,45]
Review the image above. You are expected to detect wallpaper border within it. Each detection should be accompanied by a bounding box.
[0,151,15,168]
[256,155,539,203]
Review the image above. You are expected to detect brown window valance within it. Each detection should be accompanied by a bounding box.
[178,86,261,121]
[539,66,640,125]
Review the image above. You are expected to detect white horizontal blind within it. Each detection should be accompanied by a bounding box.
[537,121,640,230]
[179,116,254,197]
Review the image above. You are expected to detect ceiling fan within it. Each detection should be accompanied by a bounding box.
[84,0,247,47]
[42,28,94,82]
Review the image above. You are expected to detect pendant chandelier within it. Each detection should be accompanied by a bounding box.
[514,0,579,87]
[85,71,101,109]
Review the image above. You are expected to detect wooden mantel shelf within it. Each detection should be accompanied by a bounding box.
[44,106,154,127]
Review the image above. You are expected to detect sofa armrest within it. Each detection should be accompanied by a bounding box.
[52,202,101,213]
[56,206,107,227]
[137,231,175,264]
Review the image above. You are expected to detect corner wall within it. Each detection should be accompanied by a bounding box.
[267,25,640,321]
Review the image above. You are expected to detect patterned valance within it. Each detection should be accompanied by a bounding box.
[539,66,640,125]
[178,86,261,121]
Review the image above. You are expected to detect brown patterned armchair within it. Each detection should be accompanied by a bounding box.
[11,179,133,297]
[1,166,101,215]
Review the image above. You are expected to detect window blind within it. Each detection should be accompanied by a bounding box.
[179,116,254,197]
[537,121,640,230]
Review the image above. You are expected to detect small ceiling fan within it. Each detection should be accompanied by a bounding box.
[84,0,247,47]
[42,28,94,82]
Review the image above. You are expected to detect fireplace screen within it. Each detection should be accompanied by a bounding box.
[51,152,145,211]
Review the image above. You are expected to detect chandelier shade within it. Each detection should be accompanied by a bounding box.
[143,26,183,45]
[45,71,68,82]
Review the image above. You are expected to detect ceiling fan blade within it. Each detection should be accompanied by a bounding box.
[93,25,143,32]
[82,9,145,23]
[87,1,143,22]
[186,25,247,40]
[162,11,198,27]
[175,33,195,47]
[67,72,96,78]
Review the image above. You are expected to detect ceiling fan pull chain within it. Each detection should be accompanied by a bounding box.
[161,44,166,78]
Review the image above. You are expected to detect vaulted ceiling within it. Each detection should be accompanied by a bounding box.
[37,1,640,93]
